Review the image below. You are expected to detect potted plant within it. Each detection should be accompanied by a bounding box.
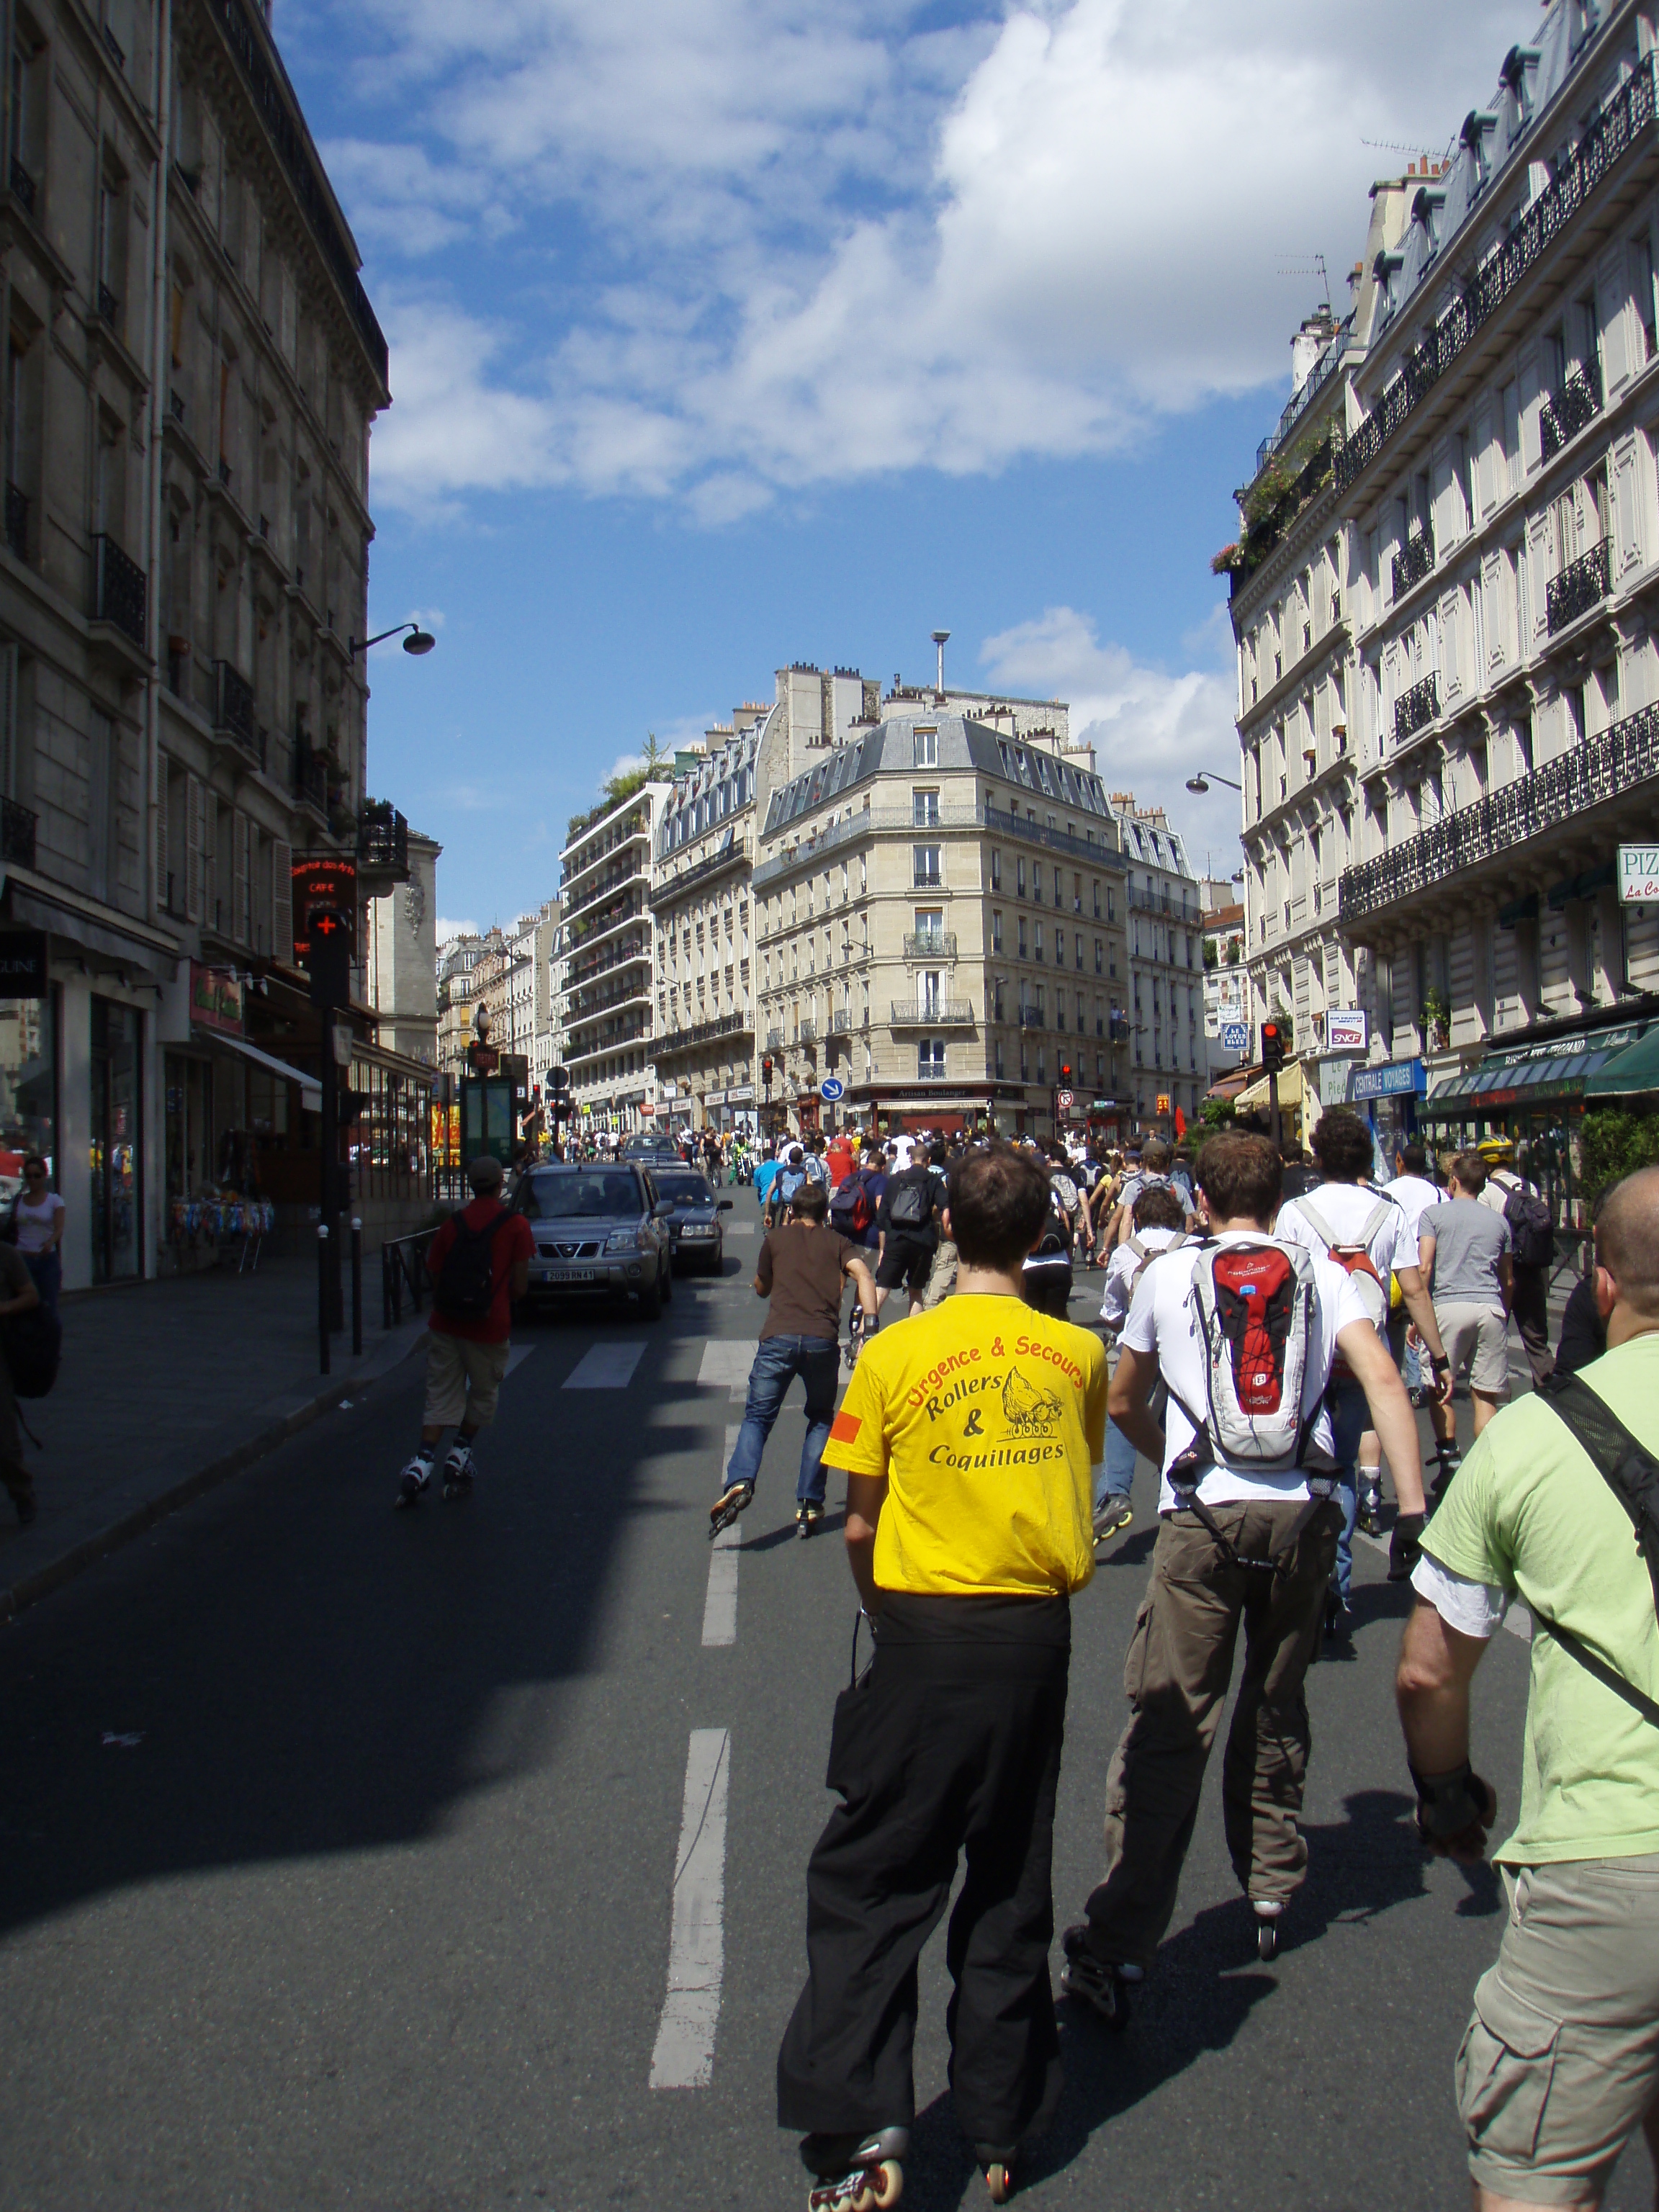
[1421,987,1452,1052]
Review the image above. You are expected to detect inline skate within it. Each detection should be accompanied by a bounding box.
[1058,1925,1135,2028]
[801,2126,908,2209]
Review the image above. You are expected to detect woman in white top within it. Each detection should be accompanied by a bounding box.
[13,1154,64,1312]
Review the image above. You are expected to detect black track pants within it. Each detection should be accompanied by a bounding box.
[776,1624,1069,2146]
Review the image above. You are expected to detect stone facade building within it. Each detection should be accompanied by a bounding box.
[559,783,670,1135]
[1111,796,1215,1128]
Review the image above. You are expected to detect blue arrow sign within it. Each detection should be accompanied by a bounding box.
[819,1076,846,1101]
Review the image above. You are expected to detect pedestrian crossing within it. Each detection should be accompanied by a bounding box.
[562,1342,647,1389]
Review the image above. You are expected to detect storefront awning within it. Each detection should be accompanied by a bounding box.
[210,1033,322,1112]
[1234,1059,1304,1112]
[1422,1021,1652,1118]
[1586,1025,1659,1098]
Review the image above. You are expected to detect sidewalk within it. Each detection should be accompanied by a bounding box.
[0,1257,426,1619]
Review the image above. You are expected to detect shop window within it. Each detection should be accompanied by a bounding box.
[0,983,54,1201]
[91,994,139,1281]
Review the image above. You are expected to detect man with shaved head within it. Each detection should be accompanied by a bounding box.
[1397,1166,1659,2210]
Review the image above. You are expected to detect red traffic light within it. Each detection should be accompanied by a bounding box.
[1262,1020,1285,1075]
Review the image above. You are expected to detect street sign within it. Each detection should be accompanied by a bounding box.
[1326,1008,1368,1051]
[1056,1088,1073,1110]
[547,1065,570,1096]
[1220,1021,1249,1053]
[1619,844,1659,903]
[820,1076,846,1101]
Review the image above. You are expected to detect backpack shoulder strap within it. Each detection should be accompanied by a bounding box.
[1541,1372,1659,1618]
[1290,1196,1332,1246]
[1126,1233,1148,1262]
[1358,1196,1395,1246]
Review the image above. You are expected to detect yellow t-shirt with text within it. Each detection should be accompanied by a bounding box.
[822,1292,1106,1597]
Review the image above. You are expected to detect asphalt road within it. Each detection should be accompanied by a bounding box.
[0,1185,1650,2211]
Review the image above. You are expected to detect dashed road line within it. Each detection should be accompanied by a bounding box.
[563,1342,647,1390]
[649,1727,730,2090]
[696,1341,757,1391]
[701,1428,744,1648]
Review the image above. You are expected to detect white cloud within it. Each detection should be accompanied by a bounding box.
[980,606,1245,878]
[436,915,479,942]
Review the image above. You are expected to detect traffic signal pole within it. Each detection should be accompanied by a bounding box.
[320,1020,342,1331]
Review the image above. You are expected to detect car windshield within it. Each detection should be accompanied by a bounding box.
[519,1172,641,1220]
[656,1175,713,1204]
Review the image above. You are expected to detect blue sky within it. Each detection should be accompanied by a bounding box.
[271,0,1529,935]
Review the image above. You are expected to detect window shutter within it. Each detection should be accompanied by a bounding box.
[271,836,292,964]
[185,774,204,921]
[233,809,250,943]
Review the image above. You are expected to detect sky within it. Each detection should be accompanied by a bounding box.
[271,0,1532,939]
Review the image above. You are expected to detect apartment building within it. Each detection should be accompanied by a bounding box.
[1110,797,1216,1126]
[559,781,670,1135]
[652,716,762,1135]
[0,0,416,1277]
[1202,894,1248,1051]
[436,931,482,1082]
[1227,0,1659,1167]
[752,698,1130,1139]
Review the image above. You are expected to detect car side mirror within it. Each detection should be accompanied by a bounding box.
[718,1199,733,1212]
[654,1202,673,1218]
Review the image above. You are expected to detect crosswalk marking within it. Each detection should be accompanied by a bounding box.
[725,1223,755,1238]
[505,1344,536,1377]
[696,1341,757,1389]
[701,1428,745,1649]
[563,1342,647,1390]
[649,1728,730,2090]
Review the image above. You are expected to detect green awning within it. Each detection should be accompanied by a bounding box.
[1586,1025,1659,1097]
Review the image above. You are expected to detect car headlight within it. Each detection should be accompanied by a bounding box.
[605,1228,643,1252]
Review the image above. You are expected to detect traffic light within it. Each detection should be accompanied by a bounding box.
[761,1054,774,1093]
[1262,1020,1285,1076]
[1058,1061,1073,1085]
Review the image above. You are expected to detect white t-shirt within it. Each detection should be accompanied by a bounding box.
[14,1190,63,1254]
[1385,1172,1443,1246]
[1478,1168,1536,1219]
[1100,1226,1187,1334]
[1120,1230,1370,1514]
[889,1136,916,1172]
[1274,1183,1419,1340]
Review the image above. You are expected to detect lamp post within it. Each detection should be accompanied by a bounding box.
[1184,770,1243,794]
[348,621,437,658]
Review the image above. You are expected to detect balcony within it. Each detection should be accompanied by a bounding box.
[765,1029,783,1049]
[1546,536,1610,634]
[3,483,26,562]
[9,158,35,215]
[648,836,750,907]
[1540,369,1601,462]
[358,799,410,884]
[91,533,146,649]
[1394,672,1439,745]
[1335,53,1657,500]
[1392,527,1434,599]
[1340,696,1659,925]
[797,1020,818,1043]
[0,797,35,867]
[904,932,956,961]
[95,282,120,330]
[1020,1008,1044,1029]
[294,739,328,817]
[826,1006,856,1034]
[912,865,942,890]
[212,660,256,756]
[655,1010,752,1057]
[891,1000,974,1025]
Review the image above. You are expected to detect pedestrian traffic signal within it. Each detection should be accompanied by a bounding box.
[1262,1020,1285,1075]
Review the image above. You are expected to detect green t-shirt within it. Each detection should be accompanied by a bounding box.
[1421,1333,1659,1866]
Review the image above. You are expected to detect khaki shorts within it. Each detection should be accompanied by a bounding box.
[423,1331,511,1430]
[1457,1853,1659,2205]
[920,1236,958,1310]
[1436,1300,1511,1397]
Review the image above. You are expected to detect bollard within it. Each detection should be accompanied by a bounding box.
[351,1218,364,1357]
[318,1222,331,1375]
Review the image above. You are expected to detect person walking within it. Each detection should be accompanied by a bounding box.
[709,1179,876,1539]
[1396,1165,1659,2212]
[1421,1151,1514,1498]
[1060,1132,1428,2008]
[11,1156,64,1313]
[1274,1107,1452,1632]
[873,1147,940,1321]
[755,1144,781,1214]
[1093,1182,1190,1542]
[1478,1134,1556,1387]
[395,1155,534,1509]
[826,1128,855,1192]
[777,1145,1107,2206]
[919,1139,960,1310]
[1385,1141,1444,1405]
[1022,1146,1083,1321]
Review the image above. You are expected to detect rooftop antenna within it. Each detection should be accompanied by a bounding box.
[931,629,950,693]
[1275,253,1332,310]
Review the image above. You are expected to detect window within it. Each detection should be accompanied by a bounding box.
[913,907,945,948]
[992,909,1003,952]
[1033,861,1043,904]
[1634,233,1658,363]
[912,787,940,827]
[994,1038,1005,1079]
[994,977,1005,1021]
[1017,916,1028,958]
[1034,922,1044,963]
[920,970,943,1016]
[1074,934,1084,971]
[918,1036,945,1079]
[1092,879,1101,917]
[1036,1047,1046,1084]
[990,848,1002,891]
[1094,938,1103,975]
[912,844,940,888]
[913,727,938,767]
[1054,927,1064,967]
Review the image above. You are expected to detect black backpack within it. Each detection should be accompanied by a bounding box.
[433,1208,510,1323]
[888,1173,930,1230]
[5,1301,60,1398]
[1499,1175,1555,1269]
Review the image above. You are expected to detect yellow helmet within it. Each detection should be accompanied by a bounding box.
[1478,1134,1515,1164]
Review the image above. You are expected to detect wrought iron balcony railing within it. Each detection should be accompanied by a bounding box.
[91,533,146,647]
[655,1011,751,1056]
[1392,527,1434,599]
[647,836,750,906]
[294,739,328,814]
[891,1000,974,1025]
[1546,536,1610,634]
[796,1020,818,1043]
[1020,1008,1044,1028]
[826,1006,857,1034]
[1340,696,1659,924]
[359,799,409,878]
[1540,369,1602,462]
[96,282,120,328]
[9,158,35,215]
[213,661,256,752]
[1334,53,1656,498]
[903,932,956,961]
[1394,671,1439,745]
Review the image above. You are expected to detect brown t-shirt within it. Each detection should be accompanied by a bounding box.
[756,1222,858,1342]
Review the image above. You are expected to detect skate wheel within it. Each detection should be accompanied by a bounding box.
[984,2162,1013,2205]
[870,2161,903,2208]
[1256,1920,1278,1961]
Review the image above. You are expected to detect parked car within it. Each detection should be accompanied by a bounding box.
[652,1172,734,1273]
[512,1163,674,1316]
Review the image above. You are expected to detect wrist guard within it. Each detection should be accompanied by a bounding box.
[1408,1759,1497,1855]
[1388,1511,1426,1582]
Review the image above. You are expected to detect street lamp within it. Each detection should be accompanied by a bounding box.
[348,620,437,658]
[1186,770,1243,793]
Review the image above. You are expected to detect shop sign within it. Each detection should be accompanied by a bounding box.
[704,1088,728,1106]
[1220,1021,1249,1053]
[1325,1009,1368,1052]
[1318,1058,1352,1107]
[1619,845,1659,904]
[729,1083,755,1102]
[1349,1058,1425,1102]
[190,961,245,1034]
[0,927,47,998]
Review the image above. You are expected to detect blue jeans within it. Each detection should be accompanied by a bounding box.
[725,1334,840,1508]
[1327,1381,1370,1606]
[22,1248,59,1314]
[1098,1419,1137,1509]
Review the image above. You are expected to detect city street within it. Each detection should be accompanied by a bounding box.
[0,1185,1645,2211]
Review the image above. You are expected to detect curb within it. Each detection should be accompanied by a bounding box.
[0,1328,426,1625]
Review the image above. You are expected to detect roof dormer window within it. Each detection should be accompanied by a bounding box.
[1461,109,1500,194]
[1411,184,1448,259]
[1501,44,1542,131]
[1373,248,1406,323]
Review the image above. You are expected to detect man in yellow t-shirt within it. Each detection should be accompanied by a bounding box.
[777,1145,1107,2207]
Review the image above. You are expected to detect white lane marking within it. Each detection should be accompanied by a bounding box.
[702,1431,745,1648]
[696,1341,757,1388]
[563,1342,647,1390]
[649,1728,730,2090]
[725,1223,755,1238]
[505,1344,536,1377]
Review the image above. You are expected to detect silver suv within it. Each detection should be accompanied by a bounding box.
[513,1163,674,1317]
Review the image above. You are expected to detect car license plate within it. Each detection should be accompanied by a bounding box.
[540,1265,595,1283]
